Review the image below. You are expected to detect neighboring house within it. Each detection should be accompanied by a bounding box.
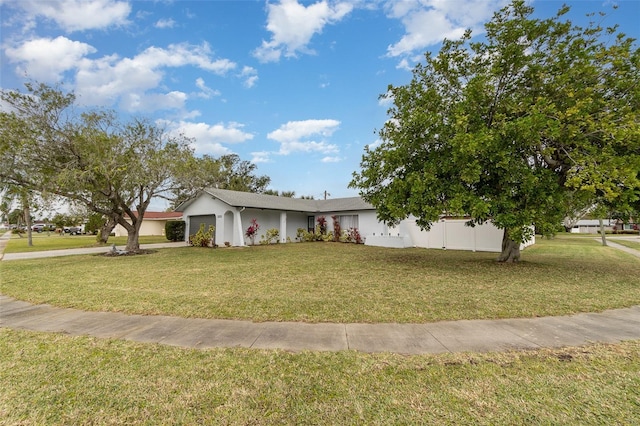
[569,219,615,234]
[176,188,532,252]
[113,211,183,237]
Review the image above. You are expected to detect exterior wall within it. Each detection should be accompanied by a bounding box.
[114,219,170,237]
[240,209,308,244]
[315,210,382,238]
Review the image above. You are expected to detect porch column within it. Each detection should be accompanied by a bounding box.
[234,209,245,246]
[280,211,287,243]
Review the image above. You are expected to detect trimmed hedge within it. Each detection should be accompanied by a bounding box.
[165,220,186,242]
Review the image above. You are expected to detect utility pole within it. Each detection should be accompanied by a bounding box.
[323,190,330,200]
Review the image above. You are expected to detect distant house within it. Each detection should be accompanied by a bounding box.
[113,211,183,237]
[175,188,532,252]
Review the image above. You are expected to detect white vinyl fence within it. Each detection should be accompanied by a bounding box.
[365,218,535,253]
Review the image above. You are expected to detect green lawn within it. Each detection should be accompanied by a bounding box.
[1,236,639,323]
[2,236,639,424]
[1,329,638,425]
[3,233,170,253]
[610,238,640,250]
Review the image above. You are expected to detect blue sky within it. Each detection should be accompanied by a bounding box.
[1,0,639,208]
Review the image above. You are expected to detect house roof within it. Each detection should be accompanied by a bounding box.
[127,211,183,220]
[176,188,374,213]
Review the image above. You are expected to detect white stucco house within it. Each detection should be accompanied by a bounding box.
[176,188,534,252]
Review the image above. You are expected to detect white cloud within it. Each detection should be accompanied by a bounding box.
[4,36,96,81]
[239,66,259,88]
[155,18,176,29]
[251,151,272,163]
[253,0,353,63]
[15,0,131,32]
[268,119,340,155]
[385,0,509,57]
[161,120,254,156]
[4,38,237,112]
[120,91,187,112]
[195,77,221,99]
[321,156,342,163]
[71,42,235,109]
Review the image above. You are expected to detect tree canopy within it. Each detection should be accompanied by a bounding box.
[350,0,640,261]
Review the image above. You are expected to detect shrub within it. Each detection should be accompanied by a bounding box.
[331,215,341,242]
[189,224,215,247]
[259,228,280,244]
[348,227,363,244]
[165,220,186,242]
[317,216,327,234]
[245,218,259,245]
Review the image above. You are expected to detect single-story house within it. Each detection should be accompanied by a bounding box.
[113,211,183,237]
[570,218,638,234]
[176,188,534,252]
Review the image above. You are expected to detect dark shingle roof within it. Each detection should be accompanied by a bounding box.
[176,188,374,213]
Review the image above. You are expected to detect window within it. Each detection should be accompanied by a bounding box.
[338,215,359,230]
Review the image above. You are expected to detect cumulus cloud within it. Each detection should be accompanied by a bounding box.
[13,0,131,32]
[239,66,259,88]
[4,36,96,81]
[120,91,187,112]
[385,0,509,57]
[71,42,235,108]
[155,18,176,29]
[268,119,340,155]
[161,120,254,156]
[251,151,272,163]
[253,0,353,62]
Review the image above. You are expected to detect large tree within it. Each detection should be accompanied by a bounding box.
[0,83,196,252]
[351,0,640,262]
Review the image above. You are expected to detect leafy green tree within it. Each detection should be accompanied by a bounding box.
[0,83,196,252]
[262,190,295,197]
[85,213,106,236]
[351,0,640,262]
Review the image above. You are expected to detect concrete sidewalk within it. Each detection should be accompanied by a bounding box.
[2,232,639,354]
[2,295,639,354]
[0,240,188,261]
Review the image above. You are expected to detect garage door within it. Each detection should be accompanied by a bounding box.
[189,215,216,237]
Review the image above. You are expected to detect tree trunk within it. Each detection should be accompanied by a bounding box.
[126,227,140,252]
[497,228,520,263]
[23,203,33,247]
[122,212,143,252]
[98,216,117,244]
[598,218,607,246]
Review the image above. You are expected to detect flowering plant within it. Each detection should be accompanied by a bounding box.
[245,218,260,245]
[317,216,327,234]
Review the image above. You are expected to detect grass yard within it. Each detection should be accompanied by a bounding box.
[610,238,640,250]
[2,235,639,424]
[1,329,638,425]
[1,235,639,323]
[3,233,170,253]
